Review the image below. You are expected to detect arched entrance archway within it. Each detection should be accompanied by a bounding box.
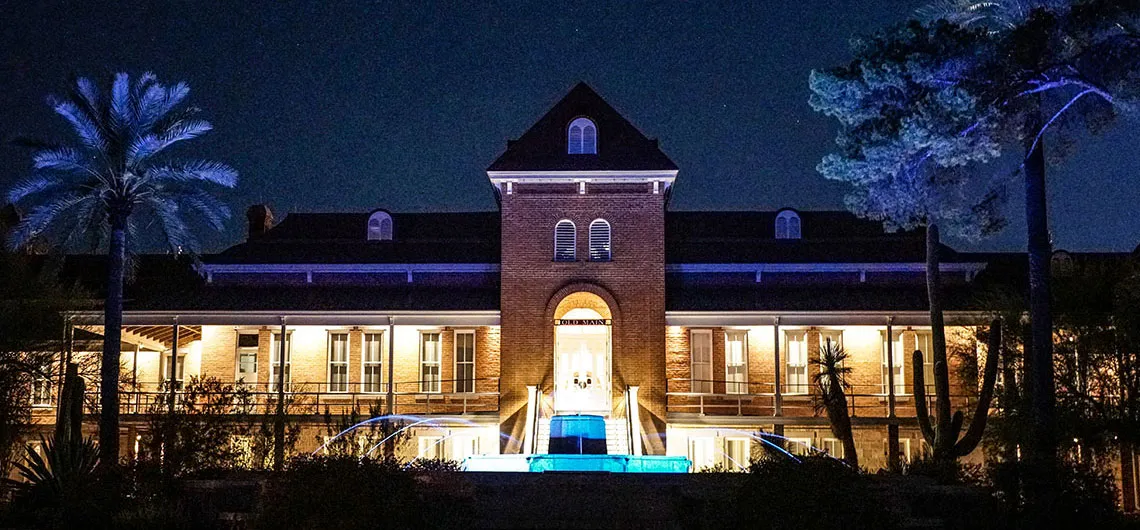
[553,292,613,414]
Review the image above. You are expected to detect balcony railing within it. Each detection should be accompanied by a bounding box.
[666,378,977,418]
[75,378,501,417]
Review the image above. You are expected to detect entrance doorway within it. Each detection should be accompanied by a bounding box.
[553,297,612,415]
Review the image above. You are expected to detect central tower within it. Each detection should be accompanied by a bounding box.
[488,83,678,455]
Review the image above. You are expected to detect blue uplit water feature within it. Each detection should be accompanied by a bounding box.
[463,414,691,473]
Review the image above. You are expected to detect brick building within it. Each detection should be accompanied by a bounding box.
[25,83,1127,479]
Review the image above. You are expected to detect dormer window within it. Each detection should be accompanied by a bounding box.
[367,211,393,240]
[775,210,801,240]
[568,117,597,154]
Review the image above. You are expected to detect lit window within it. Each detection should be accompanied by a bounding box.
[418,435,443,460]
[420,332,442,393]
[236,332,258,386]
[725,331,748,394]
[362,332,384,393]
[366,211,393,240]
[775,210,801,239]
[818,331,843,394]
[328,333,349,393]
[787,437,814,456]
[881,330,906,395]
[822,438,844,458]
[270,333,291,392]
[784,331,808,394]
[455,330,476,393]
[31,365,52,407]
[554,220,576,261]
[690,330,713,393]
[688,437,715,471]
[588,219,611,261]
[915,331,935,395]
[567,117,597,154]
[451,435,480,461]
[161,353,186,390]
[723,438,751,471]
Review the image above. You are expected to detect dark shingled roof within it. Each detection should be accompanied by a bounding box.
[486,83,677,172]
[208,211,500,265]
[664,211,963,264]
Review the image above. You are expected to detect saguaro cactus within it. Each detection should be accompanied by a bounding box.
[913,319,1001,461]
[53,362,85,450]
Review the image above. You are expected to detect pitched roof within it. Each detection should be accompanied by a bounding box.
[664,211,961,264]
[207,211,500,265]
[486,83,677,172]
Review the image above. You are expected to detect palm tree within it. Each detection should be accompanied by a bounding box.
[813,338,858,468]
[5,72,237,470]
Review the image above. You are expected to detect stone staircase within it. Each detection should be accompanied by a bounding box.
[533,417,631,455]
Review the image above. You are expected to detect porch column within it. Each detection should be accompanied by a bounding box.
[887,316,900,471]
[168,318,179,416]
[773,316,784,439]
[273,316,287,471]
[386,316,396,416]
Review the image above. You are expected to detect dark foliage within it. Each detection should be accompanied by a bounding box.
[734,456,898,529]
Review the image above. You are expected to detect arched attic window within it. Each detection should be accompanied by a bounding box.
[775,210,801,240]
[367,211,393,240]
[554,220,576,261]
[568,117,597,154]
[589,219,611,261]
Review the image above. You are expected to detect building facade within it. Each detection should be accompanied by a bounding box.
[34,84,1046,471]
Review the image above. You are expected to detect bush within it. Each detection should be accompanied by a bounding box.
[254,455,472,530]
[733,455,898,529]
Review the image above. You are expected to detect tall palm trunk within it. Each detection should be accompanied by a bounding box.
[98,212,126,470]
[1023,130,1057,509]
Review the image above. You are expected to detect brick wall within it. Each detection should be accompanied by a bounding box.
[499,185,667,453]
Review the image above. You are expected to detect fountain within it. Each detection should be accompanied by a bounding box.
[462,414,691,473]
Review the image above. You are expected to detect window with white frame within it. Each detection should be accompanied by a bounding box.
[362,332,384,393]
[236,332,258,385]
[885,438,914,464]
[455,330,476,393]
[784,331,809,394]
[451,434,480,461]
[420,332,442,393]
[787,437,814,456]
[915,331,935,394]
[567,117,597,154]
[723,437,751,471]
[270,332,291,392]
[554,220,576,262]
[161,353,186,390]
[31,366,51,407]
[818,330,844,393]
[775,210,802,239]
[366,211,393,240]
[881,330,906,395]
[690,330,713,393]
[822,438,844,458]
[725,330,748,394]
[328,333,349,392]
[418,435,443,460]
[688,437,715,471]
[588,219,611,261]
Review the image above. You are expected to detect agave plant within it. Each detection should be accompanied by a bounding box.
[5,72,238,467]
[813,338,858,468]
[13,435,100,493]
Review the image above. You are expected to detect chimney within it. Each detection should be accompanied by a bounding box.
[246,205,273,240]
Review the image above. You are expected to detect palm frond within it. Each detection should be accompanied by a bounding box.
[6,193,94,251]
[50,99,106,152]
[165,185,232,231]
[158,118,212,146]
[109,72,132,129]
[32,147,90,174]
[7,174,74,203]
[146,196,198,254]
[151,159,238,187]
[72,77,100,113]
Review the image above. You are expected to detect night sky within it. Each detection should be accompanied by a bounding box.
[2,1,1137,253]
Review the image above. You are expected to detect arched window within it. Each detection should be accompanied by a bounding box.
[775,210,801,239]
[568,117,597,155]
[554,220,576,261]
[367,211,393,240]
[589,219,611,261]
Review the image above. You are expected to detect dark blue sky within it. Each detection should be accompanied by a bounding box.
[2,1,1137,253]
